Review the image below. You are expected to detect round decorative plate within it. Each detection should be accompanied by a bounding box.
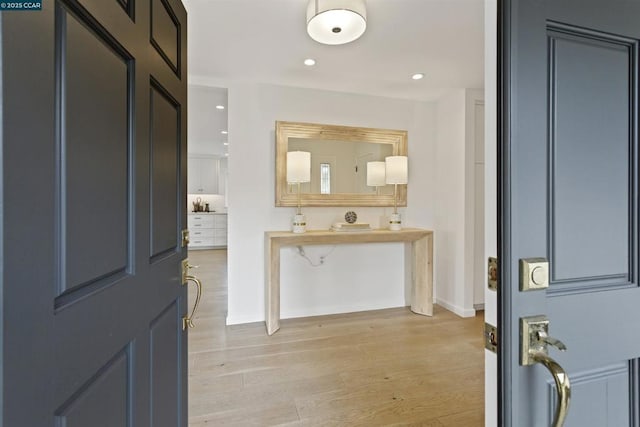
[344,211,357,224]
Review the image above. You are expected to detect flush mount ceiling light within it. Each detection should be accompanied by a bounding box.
[216,105,225,110]
[304,58,316,66]
[306,0,367,45]
[411,73,425,80]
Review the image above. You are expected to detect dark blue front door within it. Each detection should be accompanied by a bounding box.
[2,0,188,425]
[501,0,640,425]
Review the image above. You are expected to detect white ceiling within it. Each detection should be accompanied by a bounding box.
[184,0,485,102]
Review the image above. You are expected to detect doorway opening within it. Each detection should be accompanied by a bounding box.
[183,0,494,425]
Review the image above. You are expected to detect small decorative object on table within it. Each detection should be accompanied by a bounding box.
[333,210,370,231]
[344,211,357,224]
[331,222,371,232]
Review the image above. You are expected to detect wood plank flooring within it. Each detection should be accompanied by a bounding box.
[187,249,484,426]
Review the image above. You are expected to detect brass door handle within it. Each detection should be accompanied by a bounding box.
[182,275,202,330]
[531,352,571,427]
[521,315,571,427]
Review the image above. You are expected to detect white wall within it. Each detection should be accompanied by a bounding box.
[434,90,468,317]
[433,88,484,318]
[226,83,436,324]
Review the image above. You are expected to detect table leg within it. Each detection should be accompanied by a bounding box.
[265,238,281,335]
[410,233,433,316]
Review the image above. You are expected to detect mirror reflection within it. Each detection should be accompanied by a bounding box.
[275,121,407,207]
[288,138,395,195]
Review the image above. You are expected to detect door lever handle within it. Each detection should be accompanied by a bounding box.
[536,330,567,351]
[521,315,572,427]
[182,275,202,330]
[530,351,571,427]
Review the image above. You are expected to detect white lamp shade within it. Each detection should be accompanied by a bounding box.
[385,156,408,184]
[306,0,367,45]
[367,161,386,187]
[287,151,311,183]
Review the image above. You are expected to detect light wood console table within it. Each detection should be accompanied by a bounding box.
[265,228,434,335]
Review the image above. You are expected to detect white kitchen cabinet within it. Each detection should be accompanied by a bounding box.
[212,214,227,246]
[188,213,227,249]
[188,155,219,194]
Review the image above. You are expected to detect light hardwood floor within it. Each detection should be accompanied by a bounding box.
[188,249,484,426]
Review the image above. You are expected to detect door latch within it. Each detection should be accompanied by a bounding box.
[484,322,498,353]
[488,257,498,291]
[181,229,190,247]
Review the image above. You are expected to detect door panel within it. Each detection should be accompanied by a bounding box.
[150,302,182,427]
[501,1,640,426]
[2,0,188,425]
[55,346,132,427]
[547,363,630,426]
[62,2,131,295]
[549,25,633,285]
[151,0,182,76]
[150,82,180,259]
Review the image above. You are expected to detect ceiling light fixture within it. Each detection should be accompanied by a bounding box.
[306,0,367,45]
[223,142,229,146]
[412,73,425,80]
[304,58,316,66]
[221,130,228,135]
[216,105,225,110]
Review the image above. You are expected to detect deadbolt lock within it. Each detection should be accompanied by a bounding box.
[520,257,549,291]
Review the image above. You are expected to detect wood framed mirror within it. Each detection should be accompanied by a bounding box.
[275,121,408,207]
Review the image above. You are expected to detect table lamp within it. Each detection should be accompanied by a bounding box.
[367,161,386,195]
[287,151,311,233]
[385,156,408,230]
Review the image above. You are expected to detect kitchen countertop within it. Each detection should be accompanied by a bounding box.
[188,211,227,215]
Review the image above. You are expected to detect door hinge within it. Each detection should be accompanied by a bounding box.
[484,322,498,353]
[488,257,498,291]
[181,229,190,247]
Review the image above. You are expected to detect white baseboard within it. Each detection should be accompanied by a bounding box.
[226,301,408,326]
[436,298,476,318]
[281,300,405,320]
[226,314,263,326]
[473,303,485,311]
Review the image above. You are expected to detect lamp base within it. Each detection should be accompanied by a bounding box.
[292,213,307,234]
[389,213,402,231]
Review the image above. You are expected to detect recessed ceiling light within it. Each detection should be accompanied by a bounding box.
[216,105,225,110]
[304,58,316,66]
[223,142,229,146]
[412,73,425,80]
[221,130,228,135]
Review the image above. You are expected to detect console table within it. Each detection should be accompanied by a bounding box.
[264,228,434,335]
